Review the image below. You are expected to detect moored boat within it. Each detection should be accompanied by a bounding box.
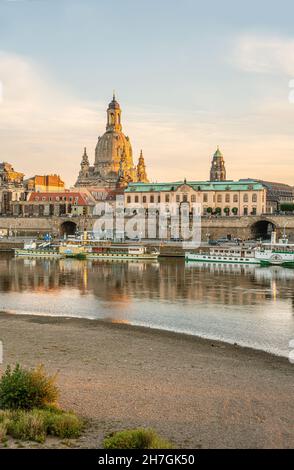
[185,245,259,265]
[14,242,62,258]
[255,231,294,267]
[85,245,159,260]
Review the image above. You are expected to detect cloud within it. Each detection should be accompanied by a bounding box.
[0,51,294,186]
[233,34,294,75]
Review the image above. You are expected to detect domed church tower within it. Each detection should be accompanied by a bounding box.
[94,94,136,181]
[75,94,148,189]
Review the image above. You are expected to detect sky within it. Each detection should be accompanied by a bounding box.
[0,0,294,186]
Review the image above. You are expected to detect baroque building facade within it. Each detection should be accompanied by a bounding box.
[125,180,266,217]
[75,95,149,189]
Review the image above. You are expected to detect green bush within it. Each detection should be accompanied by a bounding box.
[0,407,83,443]
[44,410,83,438]
[7,410,46,443]
[103,428,173,449]
[0,364,58,410]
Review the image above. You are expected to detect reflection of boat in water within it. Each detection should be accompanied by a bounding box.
[185,260,256,274]
[185,246,259,265]
[254,266,294,281]
[186,260,294,281]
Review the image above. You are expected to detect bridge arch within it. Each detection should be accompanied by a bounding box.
[250,219,276,240]
[60,221,77,236]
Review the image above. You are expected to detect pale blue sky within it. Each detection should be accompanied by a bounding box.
[0,0,294,185]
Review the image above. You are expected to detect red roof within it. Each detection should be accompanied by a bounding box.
[28,191,95,206]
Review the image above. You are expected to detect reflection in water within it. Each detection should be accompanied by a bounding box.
[0,254,294,356]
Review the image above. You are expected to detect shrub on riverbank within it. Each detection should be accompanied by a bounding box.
[0,364,58,410]
[0,364,83,443]
[103,428,173,449]
[0,408,83,443]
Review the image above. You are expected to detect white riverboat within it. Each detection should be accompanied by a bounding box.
[255,231,294,267]
[185,245,259,265]
[14,242,62,258]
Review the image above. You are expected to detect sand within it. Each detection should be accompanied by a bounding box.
[0,312,293,449]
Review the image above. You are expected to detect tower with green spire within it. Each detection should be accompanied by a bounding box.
[210,146,226,181]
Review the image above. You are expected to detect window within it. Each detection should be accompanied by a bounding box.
[165,194,170,203]
[176,195,180,203]
[217,194,222,203]
[252,193,257,203]
[150,195,154,203]
[158,196,161,203]
[203,194,208,203]
[243,207,248,215]
[191,195,196,202]
[143,196,146,203]
[183,194,188,202]
[135,196,139,203]
[243,194,248,202]
[225,194,230,203]
[252,206,257,215]
[233,194,238,203]
[127,196,131,203]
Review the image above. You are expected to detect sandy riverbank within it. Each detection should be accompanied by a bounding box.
[0,312,293,449]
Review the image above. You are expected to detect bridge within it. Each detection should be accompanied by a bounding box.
[0,214,293,241]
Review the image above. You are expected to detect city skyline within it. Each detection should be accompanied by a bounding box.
[1,0,294,186]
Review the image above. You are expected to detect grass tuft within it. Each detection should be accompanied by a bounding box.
[103,428,173,449]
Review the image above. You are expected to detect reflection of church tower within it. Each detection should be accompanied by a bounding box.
[136,150,149,183]
[210,147,226,181]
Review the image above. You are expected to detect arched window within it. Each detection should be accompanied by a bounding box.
[243,193,248,203]
[252,193,257,203]
[233,194,238,203]
[217,194,222,203]
[225,194,230,203]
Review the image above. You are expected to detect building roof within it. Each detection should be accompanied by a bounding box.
[27,191,95,205]
[125,180,264,193]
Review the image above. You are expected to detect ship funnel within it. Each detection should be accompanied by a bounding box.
[271,230,277,244]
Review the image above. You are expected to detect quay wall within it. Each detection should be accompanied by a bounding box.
[0,215,294,241]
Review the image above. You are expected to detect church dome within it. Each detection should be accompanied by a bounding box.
[94,95,135,179]
[95,131,133,168]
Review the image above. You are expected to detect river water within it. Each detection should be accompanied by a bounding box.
[0,254,293,358]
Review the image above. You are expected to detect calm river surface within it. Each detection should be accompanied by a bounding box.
[0,254,294,357]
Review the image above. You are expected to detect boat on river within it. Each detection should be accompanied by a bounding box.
[15,242,159,261]
[185,245,259,265]
[255,231,294,267]
[85,245,159,260]
[14,242,62,258]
